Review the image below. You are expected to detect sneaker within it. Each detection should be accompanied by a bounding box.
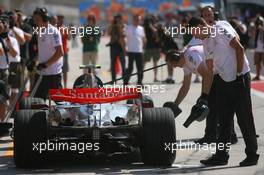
[193,77,201,83]
[252,76,260,81]
[194,137,217,144]
[163,78,175,84]
[200,153,229,166]
[239,154,259,166]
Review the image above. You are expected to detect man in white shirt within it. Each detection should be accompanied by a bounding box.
[33,7,64,100]
[196,6,238,145]
[164,38,211,118]
[124,15,146,86]
[189,17,259,167]
[7,11,25,46]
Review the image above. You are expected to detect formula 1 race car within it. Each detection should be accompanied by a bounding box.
[13,65,176,168]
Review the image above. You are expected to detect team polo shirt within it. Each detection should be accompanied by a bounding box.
[203,23,250,82]
[38,24,63,75]
[8,36,21,63]
[183,38,205,76]
[125,25,145,53]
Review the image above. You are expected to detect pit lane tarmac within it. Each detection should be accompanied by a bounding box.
[1,135,261,175]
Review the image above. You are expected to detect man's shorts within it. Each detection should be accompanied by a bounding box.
[144,48,160,63]
[8,62,22,89]
[34,73,62,100]
[254,52,264,65]
[62,53,69,73]
[0,69,8,84]
[82,51,98,65]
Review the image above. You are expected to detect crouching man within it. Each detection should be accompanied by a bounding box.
[164,37,213,120]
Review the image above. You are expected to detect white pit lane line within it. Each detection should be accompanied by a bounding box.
[251,89,264,99]
[251,73,264,99]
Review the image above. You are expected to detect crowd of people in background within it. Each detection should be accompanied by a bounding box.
[103,9,263,85]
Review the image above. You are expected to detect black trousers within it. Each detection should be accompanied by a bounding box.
[124,52,143,85]
[110,46,126,83]
[205,75,236,139]
[216,72,258,156]
[34,73,62,100]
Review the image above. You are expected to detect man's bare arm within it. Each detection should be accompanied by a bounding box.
[197,59,213,95]
[175,74,192,105]
[230,37,244,74]
[12,29,25,45]
[6,38,18,57]
[24,32,32,42]
[45,46,64,66]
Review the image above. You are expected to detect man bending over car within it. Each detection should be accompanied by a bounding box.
[164,37,213,118]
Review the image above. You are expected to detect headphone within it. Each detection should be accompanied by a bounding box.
[34,7,49,22]
[200,6,220,21]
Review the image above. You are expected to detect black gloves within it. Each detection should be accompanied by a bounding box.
[37,63,47,71]
[233,74,245,88]
[196,92,208,106]
[163,101,182,118]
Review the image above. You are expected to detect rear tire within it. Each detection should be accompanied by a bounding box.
[19,97,46,110]
[14,109,48,168]
[140,107,176,166]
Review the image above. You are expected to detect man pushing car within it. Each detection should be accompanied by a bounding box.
[164,37,213,122]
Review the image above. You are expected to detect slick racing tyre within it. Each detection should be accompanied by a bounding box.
[140,107,176,166]
[14,109,48,168]
[18,97,46,110]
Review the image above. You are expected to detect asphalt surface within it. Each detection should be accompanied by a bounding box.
[0,37,263,175]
